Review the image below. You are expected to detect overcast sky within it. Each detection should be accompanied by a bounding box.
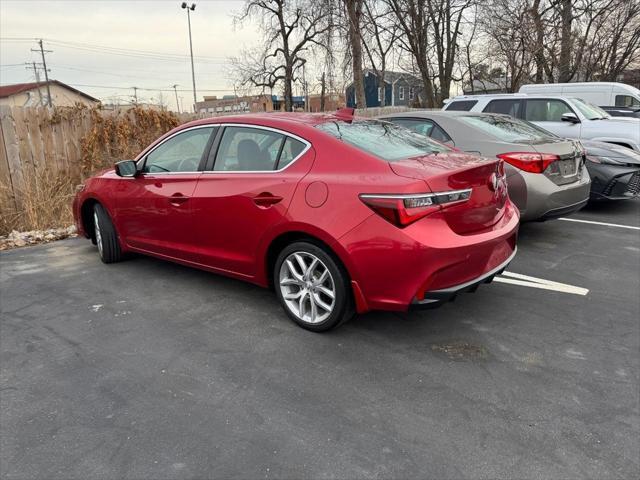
[0,0,262,110]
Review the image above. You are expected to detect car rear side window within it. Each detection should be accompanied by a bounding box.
[388,118,452,142]
[483,99,522,117]
[445,100,477,111]
[277,137,306,169]
[213,127,285,171]
[316,120,450,161]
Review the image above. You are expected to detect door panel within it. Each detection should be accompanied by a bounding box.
[114,126,216,261]
[115,174,201,261]
[192,128,314,277]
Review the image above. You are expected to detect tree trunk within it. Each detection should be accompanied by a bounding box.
[346,0,366,109]
[284,63,293,112]
[558,0,573,82]
[320,72,326,111]
[530,0,546,83]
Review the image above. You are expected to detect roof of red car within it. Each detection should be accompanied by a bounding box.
[180,110,357,130]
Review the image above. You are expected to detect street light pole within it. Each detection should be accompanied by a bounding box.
[172,84,181,113]
[181,2,197,112]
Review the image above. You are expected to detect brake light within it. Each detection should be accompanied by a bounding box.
[360,189,472,227]
[497,152,559,174]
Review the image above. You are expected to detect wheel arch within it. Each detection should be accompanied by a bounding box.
[262,228,356,291]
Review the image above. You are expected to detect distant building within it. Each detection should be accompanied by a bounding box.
[196,94,274,115]
[345,70,423,108]
[270,95,306,111]
[307,93,345,112]
[0,80,100,107]
[617,69,640,89]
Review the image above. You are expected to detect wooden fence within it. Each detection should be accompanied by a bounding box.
[0,105,194,211]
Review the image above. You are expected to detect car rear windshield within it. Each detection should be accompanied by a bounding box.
[316,120,450,161]
[458,115,557,143]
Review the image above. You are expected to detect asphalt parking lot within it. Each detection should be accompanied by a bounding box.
[1,200,639,479]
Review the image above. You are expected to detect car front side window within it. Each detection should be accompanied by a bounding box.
[143,127,215,173]
[524,99,573,122]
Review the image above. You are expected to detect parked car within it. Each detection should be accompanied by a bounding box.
[582,140,640,201]
[600,106,640,119]
[519,82,640,115]
[443,94,640,151]
[379,111,591,221]
[73,111,519,332]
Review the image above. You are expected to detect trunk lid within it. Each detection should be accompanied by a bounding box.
[531,139,584,186]
[390,152,507,234]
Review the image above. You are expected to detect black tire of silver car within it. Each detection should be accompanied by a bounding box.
[274,242,354,332]
[93,203,122,264]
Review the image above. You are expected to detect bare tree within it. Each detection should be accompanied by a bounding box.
[361,0,400,107]
[387,0,437,107]
[344,0,367,108]
[231,0,332,111]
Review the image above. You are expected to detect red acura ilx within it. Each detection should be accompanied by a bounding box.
[73,110,519,331]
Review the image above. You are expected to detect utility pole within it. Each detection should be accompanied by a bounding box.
[172,84,181,113]
[181,2,197,112]
[26,62,44,106]
[132,87,139,105]
[32,39,52,107]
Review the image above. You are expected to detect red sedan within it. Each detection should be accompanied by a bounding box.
[73,110,519,331]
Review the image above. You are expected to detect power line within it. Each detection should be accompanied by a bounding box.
[66,82,229,92]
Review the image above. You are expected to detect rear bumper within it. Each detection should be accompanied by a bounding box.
[516,164,591,221]
[338,199,520,312]
[411,247,516,309]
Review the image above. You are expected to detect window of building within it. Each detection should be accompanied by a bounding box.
[399,87,405,100]
[409,88,415,100]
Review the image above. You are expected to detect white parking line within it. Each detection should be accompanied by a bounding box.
[558,217,640,230]
[495,271,589,296]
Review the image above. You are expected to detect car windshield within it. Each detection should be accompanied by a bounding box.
[458,115,557,143]
[571,98,610,120]
[316,120,450,161]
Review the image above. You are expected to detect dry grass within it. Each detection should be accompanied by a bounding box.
[1,105,186,237]
[0,168,78,236]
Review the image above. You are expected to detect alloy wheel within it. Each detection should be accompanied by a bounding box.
[278,251,336,324]
[93,211,103,258]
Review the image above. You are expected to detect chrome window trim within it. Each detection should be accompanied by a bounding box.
[203,123,312,174]
[135,124,218,174]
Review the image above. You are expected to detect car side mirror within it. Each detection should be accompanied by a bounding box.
[115,160,138,177]
[561,113,580,124]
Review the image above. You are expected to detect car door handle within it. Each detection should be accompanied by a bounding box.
[169,193,190,206]
[253,193,283,207]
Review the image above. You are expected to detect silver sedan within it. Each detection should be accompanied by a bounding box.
[379,111,591,221]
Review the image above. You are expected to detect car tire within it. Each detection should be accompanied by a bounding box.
[274,241,354,332]
[93,203,122,264]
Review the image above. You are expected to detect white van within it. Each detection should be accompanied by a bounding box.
[519,82,640,110]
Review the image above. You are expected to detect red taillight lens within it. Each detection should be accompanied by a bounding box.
[360,190,472,227]
[497,152,559,174]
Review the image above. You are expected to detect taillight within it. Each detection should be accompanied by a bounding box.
[360,189,472,227]
[497,152,559,174]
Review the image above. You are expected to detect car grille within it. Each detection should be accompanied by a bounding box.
[627,172,640,195]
